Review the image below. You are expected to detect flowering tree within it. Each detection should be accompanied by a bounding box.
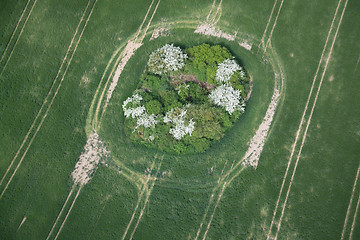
[164,107,195,140]
[215,58,242,83]
[148,44,188,75]
[122,93,158,129]
[122,93,145,118]
[136,112,158,128]
[209,84,245,115]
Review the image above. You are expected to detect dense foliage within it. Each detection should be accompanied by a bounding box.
[122,43,251,154]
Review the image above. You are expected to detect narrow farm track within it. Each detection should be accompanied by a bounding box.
[0,0,32,65]
[191,1,286,236]
[134,0,155,41]
[206,0,217,21]
[258,0,278,49]
[263,0,285,53]
[212,0,223,25]
[273,0,349,238]
[354,54,360,74]
[46,186,76,240]
[194,161,228,240]
[206,0,222,24]
[266,0,349,238]
[341,163,360,240]
[265,0,345,237]
[129,172,159,240]
[194,159,243,240]
[202,165,234,240]
[43,3,163,238]
[349,191,360,240]
[53,186,83,240]
[121,173,152,240]
[121,161,161,240]
[91,0,161,128]
[0,0,97,200]
[0,0,38,78]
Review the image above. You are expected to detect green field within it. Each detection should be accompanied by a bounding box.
[0,0,359,239]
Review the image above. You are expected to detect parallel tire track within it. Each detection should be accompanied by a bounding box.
[265,0,344,237]
[341,163,360,240]
[134,0,155,41]
[349,191,360,240]
[95,0,161,127]
[129,174,158,240]
[45,3,162,238]
[0,0,38,78]
[0,0,92,190]
[195,161,240,240]
[263,0,285,53]
[194,161,228,240]
[53,186,83,240]
[266,0,348,238]
[258,0,278,49]
[0,0,31,64]
[121,173,152,240]
[274,1,348,238]
[46,186,76,240]
[206,0,217,21]
[121,161,161,240]
[0,0,96,200]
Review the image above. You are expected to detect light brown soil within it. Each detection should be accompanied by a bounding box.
[171,73,216,92]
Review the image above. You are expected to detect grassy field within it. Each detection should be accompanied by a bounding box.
[0,0,359,239]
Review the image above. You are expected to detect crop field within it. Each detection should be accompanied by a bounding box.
[0,0,359,239]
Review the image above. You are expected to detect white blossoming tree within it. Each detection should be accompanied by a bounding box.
[209,84,245,115]
[164,107,195,140]
[122,93,145,118]
[216,58,243,83]
[148,44,188,75]
[122,93,158,129]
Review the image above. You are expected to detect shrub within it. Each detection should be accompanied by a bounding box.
[145,100,162,115]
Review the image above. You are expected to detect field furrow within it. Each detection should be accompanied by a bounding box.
[0,0,97,200]
[267,0,349,238]
[0,0,37,78]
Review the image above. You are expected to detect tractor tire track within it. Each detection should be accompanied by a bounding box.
[349,190,360,240]
[0,0,38,78]
[194,161,228,240]
[201,161,238,240]
[0,0,31,65]
[121,173,152,240]
[0,0,92,189]
[272,1,348,238]
[129,173,159,240]
[212,0,223,25]
[258,0,278,49]
[265,0,344,237]
[96,0,161,127]
[263,0,285,53]
[46,186,76,240]
[134,0,155,41]
[121,161,161,240]
[53,186,83,240]
[206,0,217,21]
[341,163,360,240]
[0,0,96,200]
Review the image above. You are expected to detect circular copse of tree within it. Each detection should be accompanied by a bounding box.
[122,43,251,154]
